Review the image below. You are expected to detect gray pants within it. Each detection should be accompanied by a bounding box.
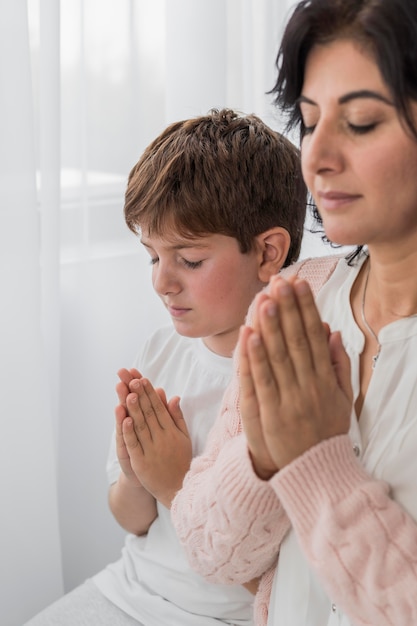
[23,579,144,626]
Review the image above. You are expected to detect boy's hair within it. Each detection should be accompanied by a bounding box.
[124,108,306,267]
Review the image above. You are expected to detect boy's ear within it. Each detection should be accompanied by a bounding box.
[255,227,291,283]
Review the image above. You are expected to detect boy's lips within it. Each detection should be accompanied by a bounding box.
[167,304,191,318]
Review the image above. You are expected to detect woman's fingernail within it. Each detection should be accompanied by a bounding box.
[267,302,277,316]
[295,280,310,294]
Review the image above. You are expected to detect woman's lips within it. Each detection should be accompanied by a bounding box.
[317,190,361,211]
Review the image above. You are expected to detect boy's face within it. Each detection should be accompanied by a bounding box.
[141,229,264,356]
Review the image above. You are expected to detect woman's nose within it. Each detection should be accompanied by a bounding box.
[302,120,343,176]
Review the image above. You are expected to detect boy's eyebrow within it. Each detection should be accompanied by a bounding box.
[297,90,394,107]
[140,238,209,250]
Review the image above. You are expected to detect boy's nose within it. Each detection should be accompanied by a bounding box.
[153,265,181,296]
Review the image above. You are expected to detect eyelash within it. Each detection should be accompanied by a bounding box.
[149,257,203,270]
[183,259,203,269]
[301,121,377,137]
[348,122,378,135]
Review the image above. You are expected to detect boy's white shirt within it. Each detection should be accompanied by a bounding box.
[93,325,254,626]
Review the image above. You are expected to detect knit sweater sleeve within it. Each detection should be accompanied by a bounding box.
[171,357,289,585]
[272,435,417,625]
[171,256,340,601]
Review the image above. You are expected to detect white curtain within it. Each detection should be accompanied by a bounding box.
[0,0,64,623]
[0,1,314,624]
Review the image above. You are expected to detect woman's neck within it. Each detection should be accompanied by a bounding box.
[366,252,417,324]
[351,247,417,417]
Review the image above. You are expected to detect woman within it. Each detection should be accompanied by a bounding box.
[171,1,417,624]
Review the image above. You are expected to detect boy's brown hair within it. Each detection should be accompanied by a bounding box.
[124,108,306,267]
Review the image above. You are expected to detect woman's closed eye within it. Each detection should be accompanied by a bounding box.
[346,121,378,134]
[301,121,316,136]
[301,119,379,137]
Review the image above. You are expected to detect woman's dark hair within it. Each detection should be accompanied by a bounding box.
[270,0,417,261]
[273,0,417,136]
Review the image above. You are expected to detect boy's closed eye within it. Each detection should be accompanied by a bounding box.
[148,256,204,269]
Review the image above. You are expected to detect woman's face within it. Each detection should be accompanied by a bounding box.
[300,38,417,251]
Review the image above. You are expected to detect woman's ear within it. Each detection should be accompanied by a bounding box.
[254,227,291,283]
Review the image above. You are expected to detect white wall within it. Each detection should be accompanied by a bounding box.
[58,245,170,590]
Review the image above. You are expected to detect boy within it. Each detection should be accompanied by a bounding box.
[25,108,306,626]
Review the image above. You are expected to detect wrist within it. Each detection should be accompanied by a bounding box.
[118,468,144,491]
[248,449,279,481]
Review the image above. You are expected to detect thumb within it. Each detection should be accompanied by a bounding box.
[329,331,352,402]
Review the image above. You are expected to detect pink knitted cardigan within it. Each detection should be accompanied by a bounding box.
[171,255,417,626]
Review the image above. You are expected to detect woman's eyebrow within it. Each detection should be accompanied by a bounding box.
[297,90,394,107]
[338,89,394,106]
[296,95,317,107]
